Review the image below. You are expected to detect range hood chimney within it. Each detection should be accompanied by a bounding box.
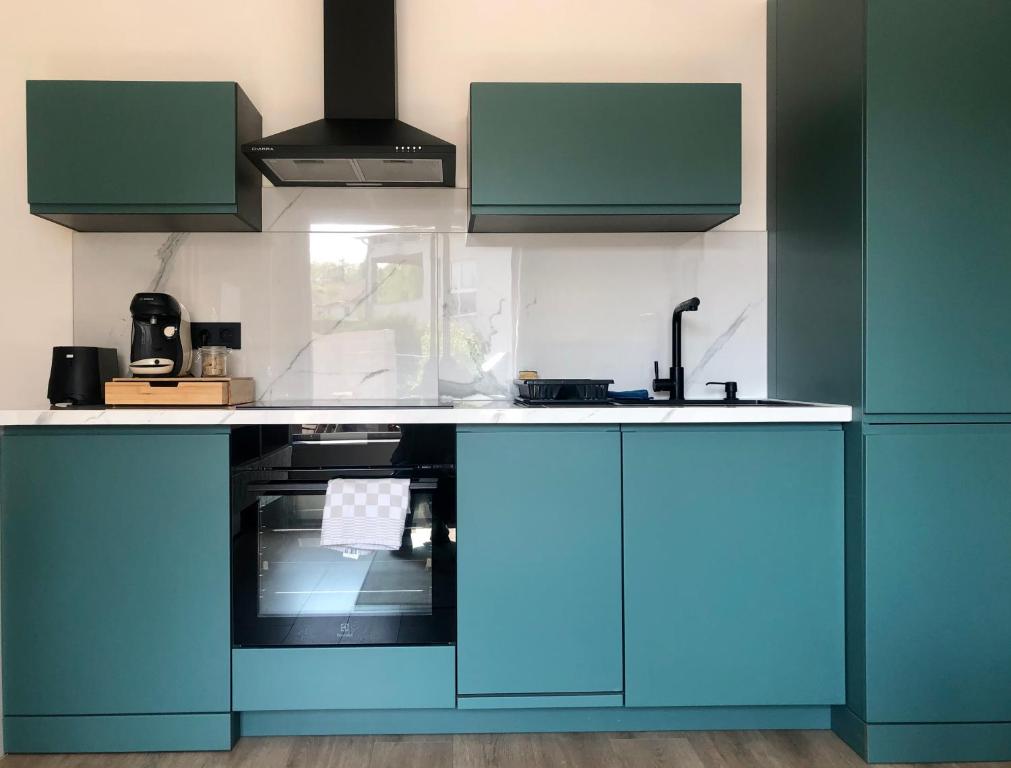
[242,0,456,187]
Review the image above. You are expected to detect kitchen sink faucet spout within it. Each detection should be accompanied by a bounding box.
[653,296,701,401]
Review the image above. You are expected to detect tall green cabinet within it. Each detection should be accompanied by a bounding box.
[769,0,1011,762]
[0,428,233,753]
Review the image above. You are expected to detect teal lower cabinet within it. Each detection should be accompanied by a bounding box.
[864,425,1011,723]
[456,427,624,704]
[622,426,845,707]
[232,647,456,711]
[833,423,1011,763]
[1,428,233,753]
[0,423,860,752]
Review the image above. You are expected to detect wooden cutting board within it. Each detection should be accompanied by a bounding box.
[105,377,255,406]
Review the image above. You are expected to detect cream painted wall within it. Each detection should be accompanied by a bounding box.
[0,0,765,410]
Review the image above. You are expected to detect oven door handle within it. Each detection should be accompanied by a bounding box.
[247,481,438,494]
[291,438,402,446]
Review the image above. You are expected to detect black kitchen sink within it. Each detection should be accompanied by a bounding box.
[610,398,811,407]
[514,397,818,408]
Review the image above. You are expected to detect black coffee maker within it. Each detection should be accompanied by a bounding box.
[129,293,192,377]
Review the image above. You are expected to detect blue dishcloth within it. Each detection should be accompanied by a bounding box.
[608,389,651,401]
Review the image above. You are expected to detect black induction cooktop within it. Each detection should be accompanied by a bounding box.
[237,399,452,409]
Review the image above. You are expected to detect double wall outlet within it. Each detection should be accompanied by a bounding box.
[190,322,241,350]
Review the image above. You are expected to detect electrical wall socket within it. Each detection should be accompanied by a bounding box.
[190,322,242,350]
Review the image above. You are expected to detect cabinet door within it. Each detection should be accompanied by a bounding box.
[623,426,845,707]
[470,83,740,208]
[1,429,230,716]
[27,81,237,207]
[865,425,1011,723]
[457,427,623,697]
[865,1,1011,414]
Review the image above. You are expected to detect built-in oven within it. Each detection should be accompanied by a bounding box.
[231,424,456,647]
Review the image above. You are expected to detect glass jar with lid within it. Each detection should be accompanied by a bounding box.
[196,345,229,378]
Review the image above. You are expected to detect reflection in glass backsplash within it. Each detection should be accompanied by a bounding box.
[73,229,766,401]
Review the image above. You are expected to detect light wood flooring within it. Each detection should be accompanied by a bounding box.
[3,731,1009,768]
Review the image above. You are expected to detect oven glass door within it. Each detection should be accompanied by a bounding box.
[233,427,456,647]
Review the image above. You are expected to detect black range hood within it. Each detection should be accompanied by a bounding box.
[243,0,455,187]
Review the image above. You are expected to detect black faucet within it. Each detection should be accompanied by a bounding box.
[653,297,701,401]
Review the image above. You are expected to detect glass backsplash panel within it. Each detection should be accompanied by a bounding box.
[73,195,767,402]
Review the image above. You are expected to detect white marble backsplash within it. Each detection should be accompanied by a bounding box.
[73,190,767,401]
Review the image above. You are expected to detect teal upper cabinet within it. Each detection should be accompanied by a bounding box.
[27,81,262,232]
[864,1,1011,414]
[456,427,623,700]
[623,426,845,708]
[469,83,741,233]
[1,428,231,718]
[864,425,1011,723]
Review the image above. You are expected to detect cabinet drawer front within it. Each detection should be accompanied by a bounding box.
[27,81,236,207]
[232,647,456,711]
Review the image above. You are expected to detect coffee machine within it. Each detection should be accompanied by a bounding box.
[129,293,192,377]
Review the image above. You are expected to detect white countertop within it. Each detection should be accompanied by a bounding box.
[0,400,852,427]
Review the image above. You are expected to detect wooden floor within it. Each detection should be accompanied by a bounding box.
[3,731,1009,768]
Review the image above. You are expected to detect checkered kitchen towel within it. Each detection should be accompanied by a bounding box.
[320,478,411,552]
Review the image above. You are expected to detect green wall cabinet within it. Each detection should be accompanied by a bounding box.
[622,426,845,708]
[863,2,1011,415]
[770,0,1011,761]
[456,427,623,702]
[468,83,741,233]
[864,425,1011,723]
[1,428,232,752]
[26,81,262,232]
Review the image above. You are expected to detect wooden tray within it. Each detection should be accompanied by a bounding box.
[105,377,255,406]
